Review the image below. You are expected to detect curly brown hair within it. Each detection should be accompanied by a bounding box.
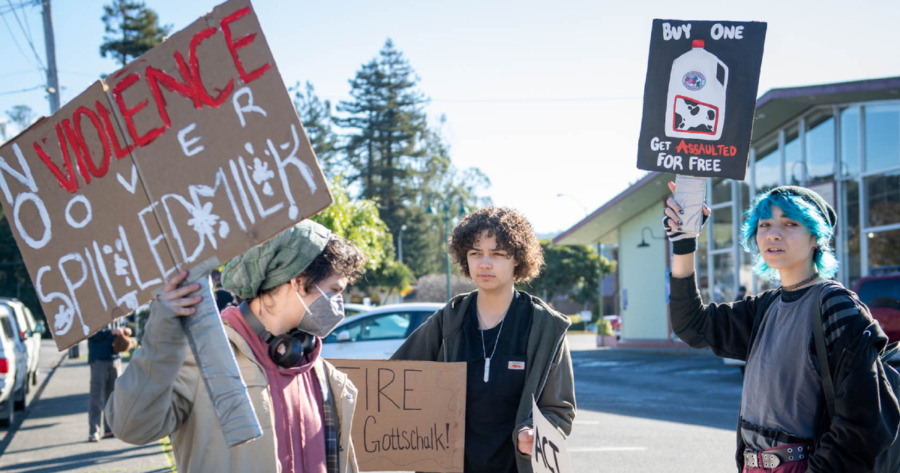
[449,207,544,283]
[296,235,366,293]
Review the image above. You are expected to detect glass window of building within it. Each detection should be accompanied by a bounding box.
[712,253,735,302]
[865,170,900,227]
[697,231,710,301]
[740,251,753,297]
[844,180,862,287]
[712,206,733,250]
[841,106,860,177]
[739,181,750,214]
[864,104,900,173]
[712,178,731,204]
[867,228,900,270]
[755,141,779,194]
[806,112,835,183]
[783,127,803,185]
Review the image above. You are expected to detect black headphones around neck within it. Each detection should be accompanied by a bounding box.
[239,302,317,369]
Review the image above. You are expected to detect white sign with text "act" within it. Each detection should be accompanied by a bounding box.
[531,397,573,473]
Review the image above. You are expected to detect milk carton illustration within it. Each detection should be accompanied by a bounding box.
[664,39,728,141]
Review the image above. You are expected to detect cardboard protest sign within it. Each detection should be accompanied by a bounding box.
[531,397,573,473]
[331,360,465,472]
[0,0,331,350]
[636,20,766,180]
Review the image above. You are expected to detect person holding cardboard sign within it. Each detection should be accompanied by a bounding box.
[393,207,576,473]
[106,220,366,473]
[665,183,900,472]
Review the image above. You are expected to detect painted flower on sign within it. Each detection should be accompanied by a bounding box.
[187,202,221,249]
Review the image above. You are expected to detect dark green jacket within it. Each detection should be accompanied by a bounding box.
[391,290,576,473]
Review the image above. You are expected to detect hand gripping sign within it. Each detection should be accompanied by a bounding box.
[0,0,332,447]
[531,396,573,473]
[636,20,766,232]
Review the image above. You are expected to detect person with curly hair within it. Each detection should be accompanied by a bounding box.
[665,183,899,472]
[107,220,366,473]
[393,206,576,473]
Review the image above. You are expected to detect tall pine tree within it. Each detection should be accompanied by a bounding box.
[337,39,428,236]
[100,0,171,67]
[336,39,492,280]
[291,81,341,181]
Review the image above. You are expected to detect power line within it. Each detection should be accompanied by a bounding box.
[0,12,40,70]
[0,84,44,96]
[4,0,45,72]
[431,96,642,104]
[0,0,34,15]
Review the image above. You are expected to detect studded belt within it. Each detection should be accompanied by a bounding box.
[743,444,811,469]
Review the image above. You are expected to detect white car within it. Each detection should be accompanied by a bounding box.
[0,304,29,427]
[322,303,443,360]
[0,299,43,386]
[343,303,374,317]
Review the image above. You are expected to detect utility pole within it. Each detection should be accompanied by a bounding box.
[42,0,60,114]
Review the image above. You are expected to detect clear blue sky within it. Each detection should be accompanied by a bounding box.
[2,0,899,235]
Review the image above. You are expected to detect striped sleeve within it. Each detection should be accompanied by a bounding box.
[820,284,868,353]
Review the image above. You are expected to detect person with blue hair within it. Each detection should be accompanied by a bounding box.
[664,183,899,472]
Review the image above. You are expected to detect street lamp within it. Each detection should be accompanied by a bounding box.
[637,227,664,248]
[398,224,407,264]
[427,202,467,301]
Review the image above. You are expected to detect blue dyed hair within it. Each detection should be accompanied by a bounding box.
[740,190,839,282]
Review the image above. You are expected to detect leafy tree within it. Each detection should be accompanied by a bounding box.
[3,105,36,140]
[0,210,44,325]
[310,178,390,271]
[5,105,35,130]
[354,259,414,305]
[290,81,341,181]
[525,241,616,312]
[100,0,171,67]
[310,178,413,301]
[412,273,476,303]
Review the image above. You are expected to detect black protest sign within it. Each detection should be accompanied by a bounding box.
[636,19,766,180]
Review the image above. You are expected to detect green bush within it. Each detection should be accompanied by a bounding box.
[597,318,615,336]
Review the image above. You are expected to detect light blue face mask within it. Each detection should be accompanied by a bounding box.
[295,285,345,338]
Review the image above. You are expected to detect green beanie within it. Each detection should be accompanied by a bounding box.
[221,220,332,299]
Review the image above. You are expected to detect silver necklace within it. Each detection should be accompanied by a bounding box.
[479,313,506,383]
[782,274,820,291]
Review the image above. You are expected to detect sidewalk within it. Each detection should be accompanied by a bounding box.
[0,340,173,472]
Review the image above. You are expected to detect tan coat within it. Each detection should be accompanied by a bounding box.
[106,301,358,473]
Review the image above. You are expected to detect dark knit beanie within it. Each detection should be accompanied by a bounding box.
[767,186,837,228]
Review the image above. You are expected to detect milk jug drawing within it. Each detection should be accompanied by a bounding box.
[664,39,728,141]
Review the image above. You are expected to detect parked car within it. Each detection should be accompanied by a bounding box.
[0,299,43,386]
[343,303,374,317]
[853,266,900,342]
[322,303,443,360]
[603,314,622,339]
[0,304,29,427]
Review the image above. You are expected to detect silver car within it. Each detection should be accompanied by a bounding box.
[0,299,43,387]
[0,304,29,427]
[322,303,443,360]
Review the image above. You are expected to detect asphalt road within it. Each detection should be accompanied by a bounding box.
[567,345,744,473]
[1,336,745,473]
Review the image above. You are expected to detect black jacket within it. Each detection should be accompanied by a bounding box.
[669,275,900,473]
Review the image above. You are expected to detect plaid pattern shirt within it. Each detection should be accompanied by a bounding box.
[321,374,340,473]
